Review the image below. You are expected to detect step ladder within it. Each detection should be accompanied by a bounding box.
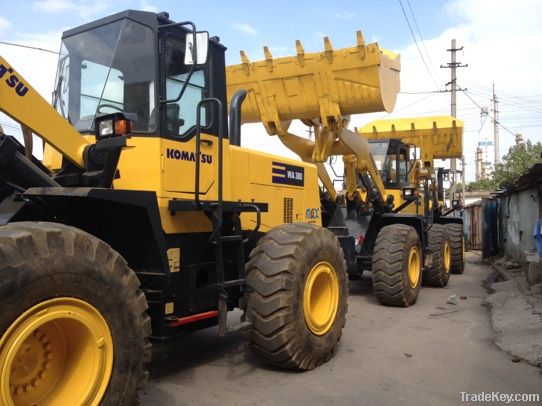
[169,97,265,336]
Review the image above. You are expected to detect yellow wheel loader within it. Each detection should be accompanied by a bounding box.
[358,116,466,275]
[0,10,352,405]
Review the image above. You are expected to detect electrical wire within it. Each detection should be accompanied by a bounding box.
[0,40,59,55]
[400,90,441,94]
[397,0,441,91]
[463,90,516,136]
[406,0,437,76]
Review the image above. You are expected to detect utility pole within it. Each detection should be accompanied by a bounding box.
[492,84,500,166]
[441,39,467,207]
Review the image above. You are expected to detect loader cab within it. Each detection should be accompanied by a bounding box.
[53,10,227,141]
[369,139,411,189]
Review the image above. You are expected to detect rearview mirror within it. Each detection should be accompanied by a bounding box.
[185,31,209,65]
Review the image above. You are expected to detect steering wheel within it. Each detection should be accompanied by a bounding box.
[97,103,123,113]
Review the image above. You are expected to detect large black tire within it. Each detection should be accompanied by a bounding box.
[372,224,422,307]
[423,223,452,287]
[445,223,465,274]
[0,222,151,406]
[245,223,347,370]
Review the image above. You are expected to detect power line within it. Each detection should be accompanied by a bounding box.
[397,0,440,91]
[463,90,516,136]
[0,40,59,55]
[399,90,441,94]
[405,0,437,75]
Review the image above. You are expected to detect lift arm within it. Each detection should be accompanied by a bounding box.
[0,56,90,168]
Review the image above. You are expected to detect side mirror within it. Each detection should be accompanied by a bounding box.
[185,31,209,65]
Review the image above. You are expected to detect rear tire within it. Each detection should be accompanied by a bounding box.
[0,222,151,406]
[372,224,422,307]
[445,223,465,274]
[245,223,347,370]
[423,224,452,287]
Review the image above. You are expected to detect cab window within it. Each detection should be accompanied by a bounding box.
[164,36,209,136]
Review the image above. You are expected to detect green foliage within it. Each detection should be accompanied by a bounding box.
[467,178,498,192]
[467,140,542,191]
[494,140,542,189]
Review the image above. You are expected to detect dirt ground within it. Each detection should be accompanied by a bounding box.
[141,252,542,405]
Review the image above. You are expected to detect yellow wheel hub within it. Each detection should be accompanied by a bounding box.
[444,241,451,273]
[303,261,339,336]
[0,297,113,406]
[407,246,420,289]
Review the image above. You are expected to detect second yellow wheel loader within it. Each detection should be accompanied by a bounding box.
[226,36,456,306]
[359,116,466,275]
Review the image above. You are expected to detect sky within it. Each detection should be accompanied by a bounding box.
[1,0,541,183]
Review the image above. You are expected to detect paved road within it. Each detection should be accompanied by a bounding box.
[141,253,542,405]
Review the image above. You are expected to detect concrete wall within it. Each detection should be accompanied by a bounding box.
[499,187,541,263]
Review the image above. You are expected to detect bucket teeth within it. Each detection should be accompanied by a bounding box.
[323,37,333,63]
[323,36,333,52]
[240,50,249,64]
[263,46,272,61]
[263,46,273,71]
[296,40,305,66]
[356,30,365,47]
[295,40,304,55]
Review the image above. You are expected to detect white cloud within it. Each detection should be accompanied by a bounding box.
[268,46,290,57]
[348,0,542,182]
[32,0,76,13]
[32,0,109,17]
[0,16,11,30]
[334,12,356,19]
[314,31,327,39]
[140,1,158,12]
[232,23,258,36]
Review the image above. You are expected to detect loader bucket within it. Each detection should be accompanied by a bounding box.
[226,32,401,127]
[359,116,464,163]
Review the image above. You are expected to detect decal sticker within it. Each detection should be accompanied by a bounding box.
[0,63,29,97]
[272,161,304,186]
[166,148,212,164]
[305,208,320,220]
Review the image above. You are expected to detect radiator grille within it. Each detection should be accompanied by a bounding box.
[283,198,293,223]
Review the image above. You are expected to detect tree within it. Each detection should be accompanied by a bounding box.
[493,140,542,189]
[467,178,498,192]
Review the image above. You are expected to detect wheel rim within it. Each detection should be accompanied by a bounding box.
[303,261,339,336]
[0,298,113,406]
[407,246,421,288]
[444,241,451,273]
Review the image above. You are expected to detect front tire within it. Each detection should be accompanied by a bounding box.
[445,223,465,274]
[0,222,151,406]
[423,224,452,287]
[245,223,348,370]
[372,224,422,307]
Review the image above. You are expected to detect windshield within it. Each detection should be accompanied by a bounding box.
[53,19,156,133]
[369,140,409,188]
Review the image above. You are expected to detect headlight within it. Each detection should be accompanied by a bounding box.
[99,119,114,137]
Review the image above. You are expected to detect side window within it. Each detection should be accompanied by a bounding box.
[398,153,408,185]
[165,36,208,136]
[80,60,124,117]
